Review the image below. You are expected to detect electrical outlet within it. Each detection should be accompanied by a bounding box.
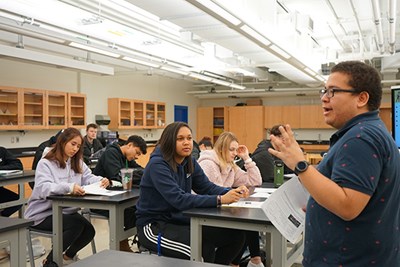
[16,136,19,143]
[11,137,14,143]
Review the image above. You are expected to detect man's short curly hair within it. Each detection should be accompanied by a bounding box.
[331,61,382,111]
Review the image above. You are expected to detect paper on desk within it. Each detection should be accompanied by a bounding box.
[261,176,309,244]
[0,170,23,176]
[82,182,126,196]
[222,197,268,208]
[252,187,276,198]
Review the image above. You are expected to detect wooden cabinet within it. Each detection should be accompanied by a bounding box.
[20,88,46,129]
[264,105,300,129]
[145,101,156,128]
[108,98,134,129]
[108,98,166,130]
[379,103,392,132]
[0,87,86,130]
[47,91,67,129]
[197,107,228,144]
[300,105,332,129]
[68,93,86,128]
[133,100,144,128]
[228,106,264,152]
[0,86,19,130]
[156,102,166,128]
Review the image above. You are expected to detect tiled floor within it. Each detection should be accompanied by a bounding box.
[0,216,303,267]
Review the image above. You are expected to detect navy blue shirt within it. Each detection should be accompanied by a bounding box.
[136,147,230,226]
[303,110,400,266]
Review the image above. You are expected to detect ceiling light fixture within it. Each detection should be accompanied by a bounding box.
[269,44,291,59]
[240,25,271,46]
[189,73,214,82]
[0,43,114,75]
[122,56,160,68]
[160,66,189,76]
[69,42,120,58]
[195,0,242,26]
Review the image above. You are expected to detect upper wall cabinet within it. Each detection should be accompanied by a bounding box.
[67,93,86,128]
[47,91,67,129]
[0,86,19,130]
[0,86,86,130]
[20,88,46,129]
[264,105,300,129]
[197,107,229,144]
[300,105,331,129]
[108,98,166,130]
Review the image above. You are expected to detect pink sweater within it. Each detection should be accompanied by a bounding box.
[198,150,262,187]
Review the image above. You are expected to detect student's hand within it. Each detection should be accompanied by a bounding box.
[221,186,249,204]
[100,178,110,188]
[72,184,85,196]
[237,145,250,161]
[268,124,305,170]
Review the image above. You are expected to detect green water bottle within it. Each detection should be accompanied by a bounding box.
[274,160,284,188]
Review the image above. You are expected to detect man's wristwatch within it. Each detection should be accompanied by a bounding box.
[294,160,309,175]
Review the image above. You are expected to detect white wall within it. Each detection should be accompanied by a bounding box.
[0,59,200,149]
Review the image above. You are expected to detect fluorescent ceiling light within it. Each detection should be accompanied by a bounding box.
[269,45,291,59]
[160,66,189,76]
[118,47,163,62]
[0,10,24,22]
[0,44,114,75]
[315,75,326,82]
[122,56,160,68]
[230,84,246,90]
[69,42,120,58]
[212,79,231,86]
[303,67,316,76]
[240,25,271,46]
[196,0,242,26]
[189,73,213,82]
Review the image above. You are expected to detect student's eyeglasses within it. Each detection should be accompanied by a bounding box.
[319,88,358,99]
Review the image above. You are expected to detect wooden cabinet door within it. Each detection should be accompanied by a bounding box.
[282,105,301,128]
[144,101,156,129]
[228,106,247,145]
[0,86,19,130]
[229,106,264,152]
[300,105,331,129]
[20,88,46,129]
[264,106,283,128]
[156,102,166,128]
[197,107,213,141]
[264,105,300,129]
[68,93,86,128]
[47,91,67,129]
[379,107,392,132]
[244,106,265,152]
[108,98,133,130]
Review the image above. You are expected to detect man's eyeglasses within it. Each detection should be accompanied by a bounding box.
[319,88,358,98]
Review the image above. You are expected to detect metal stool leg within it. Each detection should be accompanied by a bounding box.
[26,229,36,267]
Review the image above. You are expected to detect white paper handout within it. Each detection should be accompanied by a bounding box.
[261,176,309,244]
[82,182,126,196]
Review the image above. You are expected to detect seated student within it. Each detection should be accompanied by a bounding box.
[136,122,249,265]
[92,135,147,252]
[0,146,23,217]
[192,136,213,160]
[24,128,109,267]
[250,125,294,183]
[198,132,263,267]
[198,136,213,151]
[82,123,103,165]
[30,129,64,189]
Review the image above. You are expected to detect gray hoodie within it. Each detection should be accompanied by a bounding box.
[25,158,102,225]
